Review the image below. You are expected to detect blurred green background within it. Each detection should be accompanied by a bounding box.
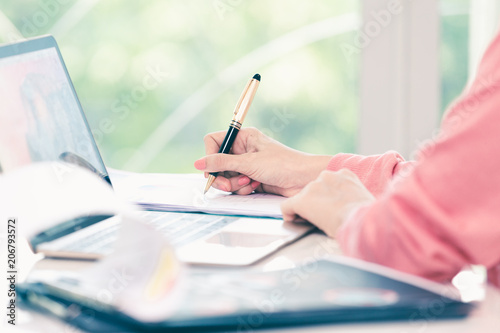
[440,0,469,113]
[0,0,469,173]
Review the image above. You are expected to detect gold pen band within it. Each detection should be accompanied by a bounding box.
[229,120,242,130]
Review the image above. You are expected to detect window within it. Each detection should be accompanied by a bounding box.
[0,1,360,173]
[440,0,470,113]
[358,0,499,158]
[440,0,500,112]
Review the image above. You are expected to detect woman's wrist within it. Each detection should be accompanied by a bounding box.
[297,154,332,187]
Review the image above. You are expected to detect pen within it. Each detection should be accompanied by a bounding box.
[204,73,261,194]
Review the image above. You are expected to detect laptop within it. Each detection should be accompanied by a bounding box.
[0,35,314,266]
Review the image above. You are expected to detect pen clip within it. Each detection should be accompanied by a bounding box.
[233,79,252,116]
[231,78,259,125]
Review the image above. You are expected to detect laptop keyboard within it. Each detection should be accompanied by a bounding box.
[146,212,237,246]
[44,211,239,256]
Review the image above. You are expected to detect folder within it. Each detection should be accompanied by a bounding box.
[17,259,474,332]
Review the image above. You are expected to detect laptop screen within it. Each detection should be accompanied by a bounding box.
[0,37,109,183]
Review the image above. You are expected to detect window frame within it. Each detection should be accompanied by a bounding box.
[359,0,440,159]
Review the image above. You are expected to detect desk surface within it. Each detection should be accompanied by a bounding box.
[12,232,500,333]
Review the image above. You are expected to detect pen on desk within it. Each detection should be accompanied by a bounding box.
[204,73,261,194]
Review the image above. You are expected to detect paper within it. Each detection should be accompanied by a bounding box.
[0,162,185,322]
[71,214,185,322]
[109,169,286,218]
[0,162,131,239]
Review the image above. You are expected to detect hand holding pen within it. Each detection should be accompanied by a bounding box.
[203,74,261,194]
[195,73,332,197]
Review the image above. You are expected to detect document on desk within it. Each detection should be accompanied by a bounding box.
[109,169,285,218]
[17,257,474,332]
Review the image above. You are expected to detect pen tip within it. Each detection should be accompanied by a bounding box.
[204,174,215,195]
[253,73,261,81]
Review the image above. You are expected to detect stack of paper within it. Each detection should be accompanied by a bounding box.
[109,169,285,218]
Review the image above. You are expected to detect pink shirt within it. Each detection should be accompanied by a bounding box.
[328,31,500,287]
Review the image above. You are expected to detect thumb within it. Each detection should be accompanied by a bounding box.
[281,197,298,222]
[194,153,246,174]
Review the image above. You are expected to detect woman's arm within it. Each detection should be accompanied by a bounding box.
[326,152,414,197]
[336,34,500,285]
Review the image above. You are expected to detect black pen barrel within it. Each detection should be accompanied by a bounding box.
[209,125,240,177]
[218,125,239,154]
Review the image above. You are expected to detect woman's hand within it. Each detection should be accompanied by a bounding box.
[194,127,331,197]
[281,169,375,237]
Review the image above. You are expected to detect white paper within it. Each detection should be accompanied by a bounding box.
[0,162,132,239]
[109,169,286,218]
[0,162,184,322]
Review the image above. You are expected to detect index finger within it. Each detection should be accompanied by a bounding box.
[203,131,228,155]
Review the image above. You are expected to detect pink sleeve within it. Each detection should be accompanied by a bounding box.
[326,152,413,197]
[336,31,500,286]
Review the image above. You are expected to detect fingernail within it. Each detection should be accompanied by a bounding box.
[238,176,250,186]
[251,181,259,189]
[194,158,206,170]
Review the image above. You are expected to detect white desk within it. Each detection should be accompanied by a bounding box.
[12,232,500,333]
